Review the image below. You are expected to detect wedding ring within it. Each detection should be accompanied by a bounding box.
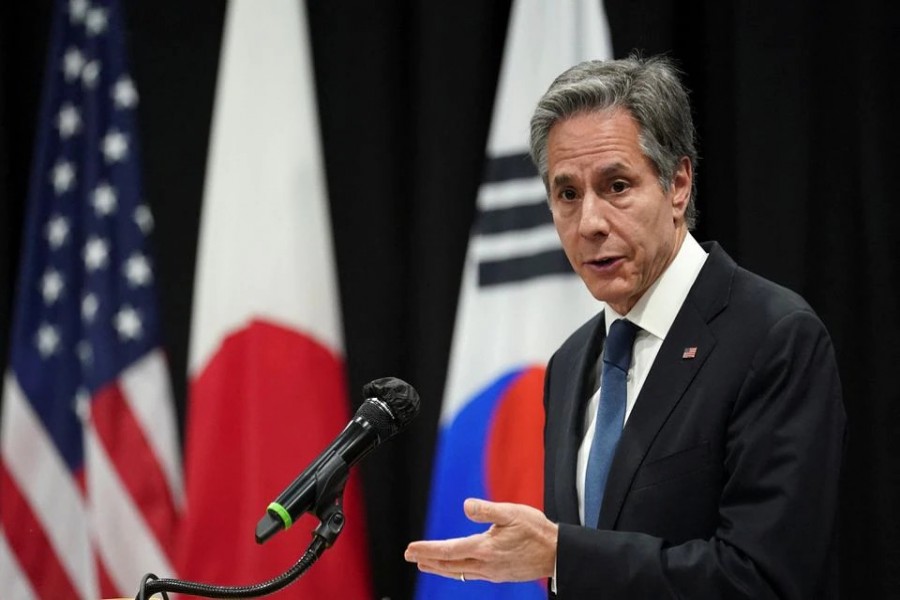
[459,573,466,583]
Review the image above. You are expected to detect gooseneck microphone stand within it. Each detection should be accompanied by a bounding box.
[135,490,346,599]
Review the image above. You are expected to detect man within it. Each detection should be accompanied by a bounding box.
[405,55,845,598]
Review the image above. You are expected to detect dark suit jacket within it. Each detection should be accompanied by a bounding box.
[544,242,845,599]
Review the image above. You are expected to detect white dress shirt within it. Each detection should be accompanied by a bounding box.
[575,233,708,525]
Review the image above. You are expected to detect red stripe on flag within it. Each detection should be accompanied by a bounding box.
[74,466,87,496]
[0,461,81,599]
[96,552,120,598]
[91,383,179,547]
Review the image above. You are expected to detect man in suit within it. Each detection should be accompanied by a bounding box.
[405,55,845,598]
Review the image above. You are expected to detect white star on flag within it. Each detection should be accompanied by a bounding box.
[124,253,153,287]
[41,269,65,304]
[56,103,82,139]
[82,60,101,89]
[74,387,92,422]
[92,182,118,216]
[76,340,93,366]
[134,204,154,234]
[114,305,143,341]
[102,129,129,163]
[113,76,139,109]
[45,214,70,249]
[35,323,61,357]
[81,292,99,322]
[69,0,88,23]
[62,47,85,81]
[51,160,76,194]
[83,236,110,271]
[85,8,108,36]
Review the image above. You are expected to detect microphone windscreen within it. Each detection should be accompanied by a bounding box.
[361,377,421,435]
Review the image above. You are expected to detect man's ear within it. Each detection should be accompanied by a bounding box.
[670,156,692,220]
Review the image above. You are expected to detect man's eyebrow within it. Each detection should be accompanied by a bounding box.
[550,163,630,188]
[598,162,628,177]
[550,173,574,189]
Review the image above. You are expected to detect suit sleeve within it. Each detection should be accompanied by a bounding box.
[553,309,846,599]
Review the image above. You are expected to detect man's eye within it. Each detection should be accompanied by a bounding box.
[560,188,578,201]
[611,180,628,193]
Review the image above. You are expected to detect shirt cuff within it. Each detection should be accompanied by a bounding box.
[551,557,558,593]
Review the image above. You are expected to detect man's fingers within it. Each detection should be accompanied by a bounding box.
[415,557,484,575]
[414,560,487,583]
[464,497,515,526]
[414,560,455,579]
[405,533,483,562]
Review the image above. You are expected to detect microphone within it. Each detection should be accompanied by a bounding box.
[255,377,420,544]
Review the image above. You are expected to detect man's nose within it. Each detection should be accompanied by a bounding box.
[578,191,610,238]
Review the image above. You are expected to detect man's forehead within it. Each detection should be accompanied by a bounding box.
[546,110,643,181]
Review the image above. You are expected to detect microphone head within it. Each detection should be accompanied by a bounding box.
[360,377,421,437]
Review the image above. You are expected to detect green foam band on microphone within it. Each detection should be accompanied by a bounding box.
[268,502,293,529]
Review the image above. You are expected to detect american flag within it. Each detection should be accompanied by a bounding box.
[0,0,183,598]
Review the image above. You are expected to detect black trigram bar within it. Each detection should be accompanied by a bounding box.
[478,248,572,287]
[476,201,552,235]
[482,152,538,184]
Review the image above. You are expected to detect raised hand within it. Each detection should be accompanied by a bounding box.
[404,498,558,583]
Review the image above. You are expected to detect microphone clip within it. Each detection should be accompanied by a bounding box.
[312,501,345,549]
[309,450,348,548]
[256,451,350,544]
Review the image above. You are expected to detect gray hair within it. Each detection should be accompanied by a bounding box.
[529,54,698,230]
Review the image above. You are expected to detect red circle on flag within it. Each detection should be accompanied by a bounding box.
[484,366,546,510]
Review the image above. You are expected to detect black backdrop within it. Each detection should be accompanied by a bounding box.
[2,1,899,598]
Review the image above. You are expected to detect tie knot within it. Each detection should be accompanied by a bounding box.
[603,319,638,372]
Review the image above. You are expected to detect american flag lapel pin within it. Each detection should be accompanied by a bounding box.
[682,346,698,359]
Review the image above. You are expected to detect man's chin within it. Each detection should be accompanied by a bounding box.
[583,280,638,313]
[588,289,626,310]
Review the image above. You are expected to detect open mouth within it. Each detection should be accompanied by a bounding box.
[590,257,620,268]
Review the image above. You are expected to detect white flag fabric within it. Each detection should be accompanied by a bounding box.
[417,1,612,598]
[177,0,372,597]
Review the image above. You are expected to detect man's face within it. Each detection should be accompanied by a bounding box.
[547,109,691,314]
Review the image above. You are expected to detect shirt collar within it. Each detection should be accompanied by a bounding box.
[604,232,708,341]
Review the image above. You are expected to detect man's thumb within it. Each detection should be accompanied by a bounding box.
[464,498,494,523]
[464,497,516,526]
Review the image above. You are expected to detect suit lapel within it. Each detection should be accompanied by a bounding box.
[597,242,734,529]
[554,313,606,525]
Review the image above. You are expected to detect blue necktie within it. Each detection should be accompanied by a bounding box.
[583,318,638,528]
